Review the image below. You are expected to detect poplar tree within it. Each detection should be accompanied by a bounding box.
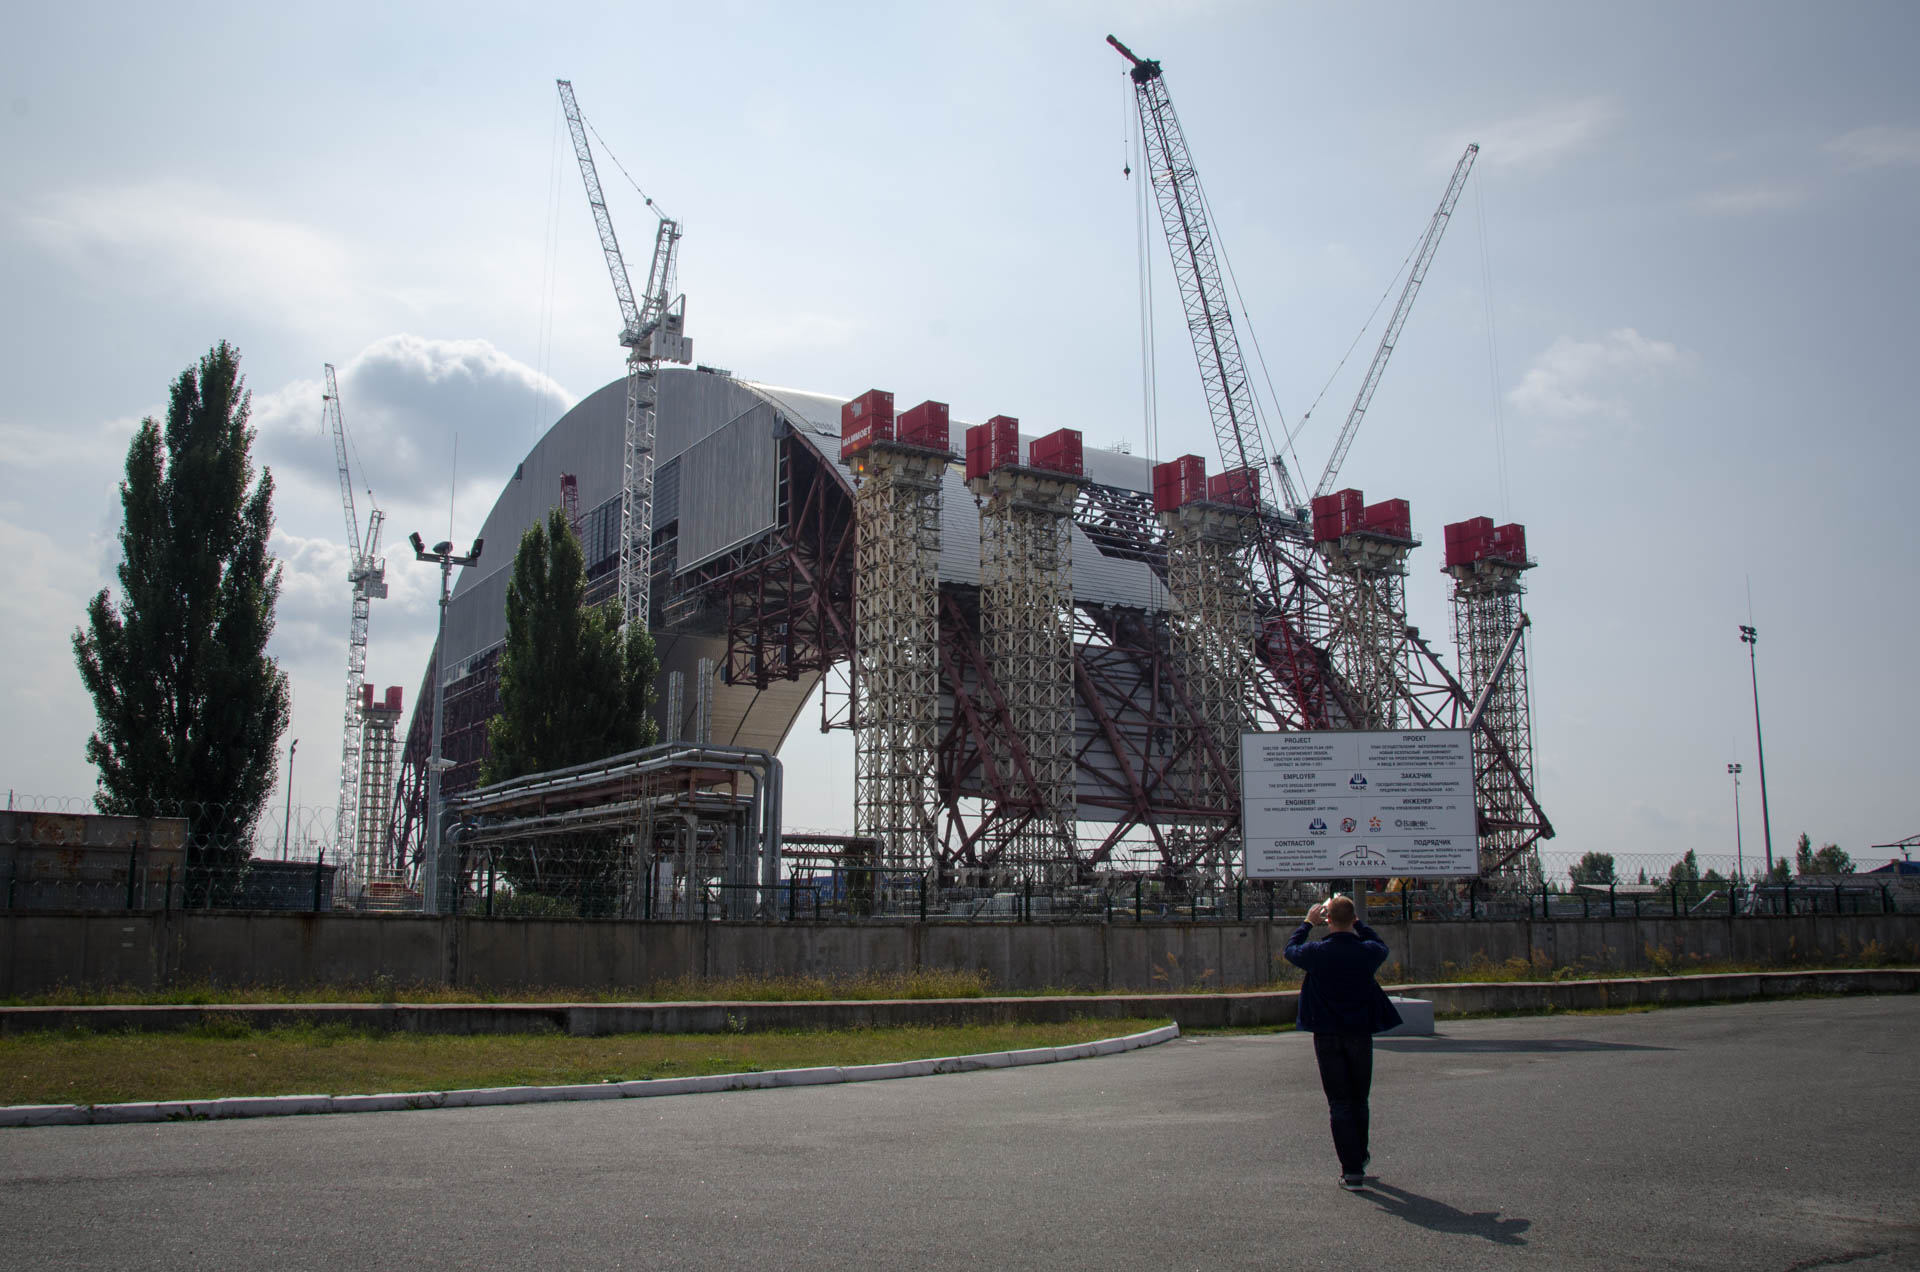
[483,507,659,906]
[483,506,659,784]
[72,341,290,861]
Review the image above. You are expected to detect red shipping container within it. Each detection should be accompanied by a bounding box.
[1152,455,1207,512]
[1490,523,1527,563]
[1362,498,1412,540]
[1310,494,1346,542]
[840,388,895,460]
[1029,427,1084,477]
[1207,465,1260,509]
[1442,516,1494,568]
[359,684,374,710]
[1313,489,1365,540]
[897,399,950,451]
[966,417,1021,482]
[384,686,403,712]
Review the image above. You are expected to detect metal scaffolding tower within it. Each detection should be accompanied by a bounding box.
[853,446,946,885]
[1446,530,1538,884]
[355,688,403,888]
[1317,519,1418,729]
[1161,501,1257,877]
[975,466,1083,876]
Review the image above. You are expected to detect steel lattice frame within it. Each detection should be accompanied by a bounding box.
[852,447,946,887]
[355,702,400,886]
[976,469,1081,876]
[1317,534,1417,729]
[1162,503,1257,879]
[388,423,1555,897]
[1448,558,1539,884]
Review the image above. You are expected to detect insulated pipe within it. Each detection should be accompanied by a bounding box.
[450,742,785,916]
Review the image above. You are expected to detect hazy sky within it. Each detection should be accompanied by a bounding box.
[4,1,1915,877]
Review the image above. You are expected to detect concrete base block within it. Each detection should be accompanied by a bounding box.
[1381,997,1434,1036]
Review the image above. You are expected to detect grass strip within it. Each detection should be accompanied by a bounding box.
[0,1017,1170,1108]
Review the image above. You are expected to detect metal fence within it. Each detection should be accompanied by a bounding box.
[5,793,1915,921]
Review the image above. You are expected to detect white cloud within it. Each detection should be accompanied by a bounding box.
[252,333,577,511]
[15,180,374,339]
[1443,98,1619,173]
[1506,328,1693,430]
[1692,184,1807,215]
[1826,125,1920,170]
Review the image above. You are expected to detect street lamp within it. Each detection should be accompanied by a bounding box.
[1739,625,1775,877]
[282,738,298,861]
[412,531,482,915]
[1727,762,1743,882]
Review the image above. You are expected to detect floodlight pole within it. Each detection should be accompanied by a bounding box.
[1727,762,1743,882]
[1739,625,1774,877]
[413,531,483,915]
[282,738,298,861]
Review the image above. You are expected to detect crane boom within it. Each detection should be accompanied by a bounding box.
[557,79,689,630]
[1313,143,1478,498]
[324,364,387,874]
[1109,34,1303,513]
[324,364,361,563]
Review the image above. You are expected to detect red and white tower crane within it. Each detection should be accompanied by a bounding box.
[1313,143,1478,498]
[557,78,692,630]
[324,362,386,858]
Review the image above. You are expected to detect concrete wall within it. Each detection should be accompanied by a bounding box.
[3,912,1917,998]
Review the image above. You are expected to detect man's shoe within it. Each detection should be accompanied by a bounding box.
[1340,1173,1365,1191]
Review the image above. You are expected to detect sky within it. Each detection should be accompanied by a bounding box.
[3,0,1916,878]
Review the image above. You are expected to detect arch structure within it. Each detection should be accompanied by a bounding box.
[389,368,1546,889]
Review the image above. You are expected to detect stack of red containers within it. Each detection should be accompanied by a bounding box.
[1442,516,1494,568]
[1206,465,1260,508]
[840,388,895,460]
[1152,455,1207,512]
[964,416,1022,482]
[896,400,949,451]
[1311,488,1365,542]
[1361,497,1412,540]
[1028,427,1084,477]
[1488,523,1527,564]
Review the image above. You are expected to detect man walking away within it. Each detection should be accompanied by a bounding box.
[1284,894,1402,1191]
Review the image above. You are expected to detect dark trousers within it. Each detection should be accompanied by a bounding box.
[1312,1030,1374,1174]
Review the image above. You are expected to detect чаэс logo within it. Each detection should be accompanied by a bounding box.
[1348,773,1368,790]
[1308,817,1328,833]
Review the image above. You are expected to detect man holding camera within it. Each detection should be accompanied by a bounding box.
[1284,893,1402,1191]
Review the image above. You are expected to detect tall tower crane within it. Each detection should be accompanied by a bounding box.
[1313,143,1479,498]
[324,362,386,858]
[1108,34,1304,517]
[557,78,692,630]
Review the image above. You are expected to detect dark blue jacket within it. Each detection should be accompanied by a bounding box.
[1283,921,1403,1035]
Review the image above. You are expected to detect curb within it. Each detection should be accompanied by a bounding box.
[0,1023,1180,1129]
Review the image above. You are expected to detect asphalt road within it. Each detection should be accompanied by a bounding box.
[2,996,1915,1271]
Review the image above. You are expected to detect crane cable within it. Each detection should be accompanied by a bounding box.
[1475,176,1512,518]
[1294,224,1422,456]
[584,111,674,224]
[1195,179,1302,483]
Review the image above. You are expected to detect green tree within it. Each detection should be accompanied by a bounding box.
[1569,851,1617,885]
[482,508,659,906]
[1668,849,1701,884]
[1794,832,1815,875]
[72,341,288,867]
[483,507,659,782]
[1809,843,1853,874]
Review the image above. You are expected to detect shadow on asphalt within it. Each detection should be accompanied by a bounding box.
[1357,1180,1531,1245]
[1376,1037,1675,1053]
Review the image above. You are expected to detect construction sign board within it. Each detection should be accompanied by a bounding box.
[1240,730,1479,879]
